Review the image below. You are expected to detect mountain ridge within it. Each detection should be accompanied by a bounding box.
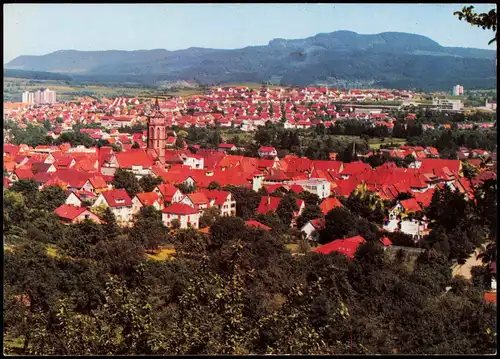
[5,31,496,90]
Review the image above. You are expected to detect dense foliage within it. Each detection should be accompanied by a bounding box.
[3,164,497,355]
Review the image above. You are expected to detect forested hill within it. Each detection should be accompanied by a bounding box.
[5,31,497,90]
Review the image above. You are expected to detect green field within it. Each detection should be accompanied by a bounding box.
[3,78,282,102]
[3,77,206,102]
[146,244,176,261]
[220,129,254,143]
[369,137,406,150]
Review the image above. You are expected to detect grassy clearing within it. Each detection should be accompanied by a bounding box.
[285,243,299,253]
[369,137,406,150]
[146,247,176,261]
[46,244,59,258]
[220,130,254,143]
[5,77,201,101]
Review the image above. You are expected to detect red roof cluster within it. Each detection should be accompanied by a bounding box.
[313,235,366,259]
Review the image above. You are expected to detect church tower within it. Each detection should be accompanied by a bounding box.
[147,97,167,165]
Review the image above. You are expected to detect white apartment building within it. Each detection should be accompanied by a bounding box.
[22,88,57,105]
[452,85,464,96]
[432,99,464,112]
[284,178,331,199]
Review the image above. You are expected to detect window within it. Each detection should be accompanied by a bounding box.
[84,214,90,219]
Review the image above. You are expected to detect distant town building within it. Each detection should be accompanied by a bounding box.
[485,99,497,110]
[432,98,464,112]
[452,85,464,96]
[22,88,57,105]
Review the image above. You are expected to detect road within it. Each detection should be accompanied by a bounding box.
[452,248,484,279]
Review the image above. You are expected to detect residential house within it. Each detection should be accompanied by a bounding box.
[162,203,200,229]
[92,188,134,225]
[301,218,325,241]
[319,197,343,215]
[245,220,272,231]
[81,176,109,194]
[218,143,237,152]
[132,192,163,215]
[284,178,331,199]
[201,189,236,216]
[153,183,184,205]
[383,198,428,241]
[53,204,101,224]
[256,196,305,226]
[181,192,210,212]
[312,235,366,259]
[65,190,97,207]
[258,146,278,158]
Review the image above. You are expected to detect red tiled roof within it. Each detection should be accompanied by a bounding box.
[484,291,496,305]
[53,204,90,221]
[256,196,304,215]
[89,176,108,190]
[400,198,422,212]
[245,220,271,231]
[312,160,343,173]
[14,168,34,180]
[379,237,393,246]
[135,192,161,206]
[162,202,199,215]
[341,161,371,175]
[312,235,366,259]
[219,143,236,149]
[320,197,344,215]
[115,150,153,169]
[288,184,304,193]
[201,189,231,206]
[258,146,277,153]
[186,192,209,205]
[156,183,181,201]
[102,189,132,207]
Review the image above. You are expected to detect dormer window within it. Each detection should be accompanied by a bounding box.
[116,199,125,204]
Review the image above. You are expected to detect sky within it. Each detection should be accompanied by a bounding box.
[4,3,497,63]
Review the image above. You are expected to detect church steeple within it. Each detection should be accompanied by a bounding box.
[147,97,167,166]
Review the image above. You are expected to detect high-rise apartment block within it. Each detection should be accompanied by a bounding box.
[22,88,57,105]
[452,85,464,96]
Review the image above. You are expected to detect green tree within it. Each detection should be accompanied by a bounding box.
[112,168,142,198]
[295,204,323,229]
[102,207,121,241]
[199,207,221,229]
[129,206,167,251]
[139,175,164,193]
[454,6,497,45]
[208,181,221,190]
[10,179,40,208]
[37,186,67,212]
[276,193,299,227]
[222,185,261,220]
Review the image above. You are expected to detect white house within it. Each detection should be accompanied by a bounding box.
[258,146,278,158]
[180,192,210,212]
[284,178,331,199]
[81,176,109,194]
[183,154,204,170]
[162,203,200,229]
[131,192,163,215]
[92,188,133,225]
[65,190,97,207]
[300,218,325,241]
[202,190,237,216]
[383,198,428,241]
[153,183,184,205]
